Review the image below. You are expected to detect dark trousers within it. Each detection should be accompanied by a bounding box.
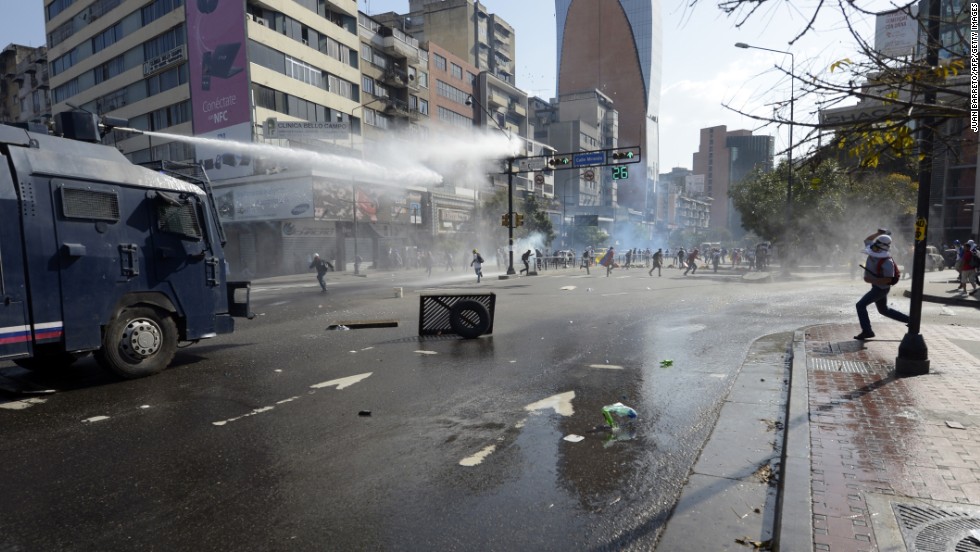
[856,286,909,333]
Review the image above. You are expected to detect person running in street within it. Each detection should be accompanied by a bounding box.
[470,249,484,283]
[854,230,909,340]
[683,248,700,275]
[520,249,532,275]
[600,247,616,277]
[649,248,663,277]
[309,253,333,293]
[581,249,591,275]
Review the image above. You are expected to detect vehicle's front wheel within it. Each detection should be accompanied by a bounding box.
[95,306,177,379]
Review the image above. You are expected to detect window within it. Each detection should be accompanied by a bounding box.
[61,188,120,222]
[417,71,428,88]
[433,53,446,71]
[436,80,469,105]
[362,76,375,96]
[418,99,429,116]
[438,106,471,129]
[156,197,202,239]
[92,23,121,53]
[450,63,462,79]
[46,0,75,19]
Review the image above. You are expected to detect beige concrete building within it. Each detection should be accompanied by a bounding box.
[375,0,515,86]
[0,44,51,128]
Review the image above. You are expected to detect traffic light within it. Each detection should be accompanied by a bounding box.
[501,213,511,227]
[611,147,641,162]
[514,213,524,227]
[548,156,572,168]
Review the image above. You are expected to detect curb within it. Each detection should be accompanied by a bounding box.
[774,329,813,552]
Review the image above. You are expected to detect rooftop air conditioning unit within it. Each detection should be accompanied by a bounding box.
[256,17,268,26]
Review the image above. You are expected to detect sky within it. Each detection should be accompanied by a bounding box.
[3,0,893,171]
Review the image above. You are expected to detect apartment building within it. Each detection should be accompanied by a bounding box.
[0,44,51,128]
[691,125,773,235]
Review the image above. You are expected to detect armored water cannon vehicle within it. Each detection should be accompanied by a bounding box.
[0,111,250,378]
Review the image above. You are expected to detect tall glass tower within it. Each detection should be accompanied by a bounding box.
[556,0,662,217]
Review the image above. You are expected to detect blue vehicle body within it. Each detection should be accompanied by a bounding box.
[0,123,250,378]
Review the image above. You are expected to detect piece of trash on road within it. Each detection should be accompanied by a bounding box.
[560,286,576,291]
[563,434,585,443]
[358,410,372,417]
[415,350,438,355]
[946,420,966,429]
[660,359,674,368]
[734,536,772,549]
[601,402,637,429]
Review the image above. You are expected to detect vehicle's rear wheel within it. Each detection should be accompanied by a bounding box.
[95,306,177,379]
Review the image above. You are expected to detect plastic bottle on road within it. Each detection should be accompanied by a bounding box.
[601,402,637,429]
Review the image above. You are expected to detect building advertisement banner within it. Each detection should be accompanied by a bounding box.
[213,179,314,222]
[186,0,251,137]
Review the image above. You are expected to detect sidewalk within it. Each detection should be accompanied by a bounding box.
[658,275,980,551]
[780,276,980,551]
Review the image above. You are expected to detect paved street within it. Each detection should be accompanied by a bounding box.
[1,263,977,551]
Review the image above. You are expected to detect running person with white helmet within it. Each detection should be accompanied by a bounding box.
[854,229,909,340]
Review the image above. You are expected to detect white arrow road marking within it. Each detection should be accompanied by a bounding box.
[310,372,373,390]
[459,392,576,467]
[459,444,496,467]
[524,391,575,417]
[0,397,47,411]
[213,373,374,426]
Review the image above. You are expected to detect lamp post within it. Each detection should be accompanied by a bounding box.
[345,97,388,275]
[735,42,794,270]
[466,94,517,276]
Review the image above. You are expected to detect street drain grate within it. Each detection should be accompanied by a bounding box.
[893,502,980,551]
[807,358,875,373]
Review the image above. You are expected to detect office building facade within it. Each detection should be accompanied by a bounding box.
[691,125,773,235]
[556,0,661,219]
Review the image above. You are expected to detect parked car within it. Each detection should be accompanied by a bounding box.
[942,248,958,269]
[925,246,944,271]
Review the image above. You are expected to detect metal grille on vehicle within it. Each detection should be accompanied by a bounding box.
[61,187,120,221]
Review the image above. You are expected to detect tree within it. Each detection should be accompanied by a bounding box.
[729,158,916,249]
[520,193,556,246]
[716,0,970,168]
[568,225,609,248]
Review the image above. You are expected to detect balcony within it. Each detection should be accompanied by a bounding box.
[380,68,411,89]
[380,27,419,62]
[382,97,419,120]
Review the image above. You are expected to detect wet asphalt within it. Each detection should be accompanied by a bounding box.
[1,265,973,551]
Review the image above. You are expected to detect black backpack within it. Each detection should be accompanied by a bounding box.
[476,254,484,264]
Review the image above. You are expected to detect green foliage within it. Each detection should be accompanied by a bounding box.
[729,159,916,248]
[520,194,556,245]
[568,225,609,248]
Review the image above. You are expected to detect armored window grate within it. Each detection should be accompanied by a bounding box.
[62,187,120,221]
[157,202,202,239]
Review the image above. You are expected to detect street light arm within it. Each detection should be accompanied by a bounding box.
[466,94,511,139]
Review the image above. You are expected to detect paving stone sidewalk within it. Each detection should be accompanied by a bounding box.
[799,323,980,551]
